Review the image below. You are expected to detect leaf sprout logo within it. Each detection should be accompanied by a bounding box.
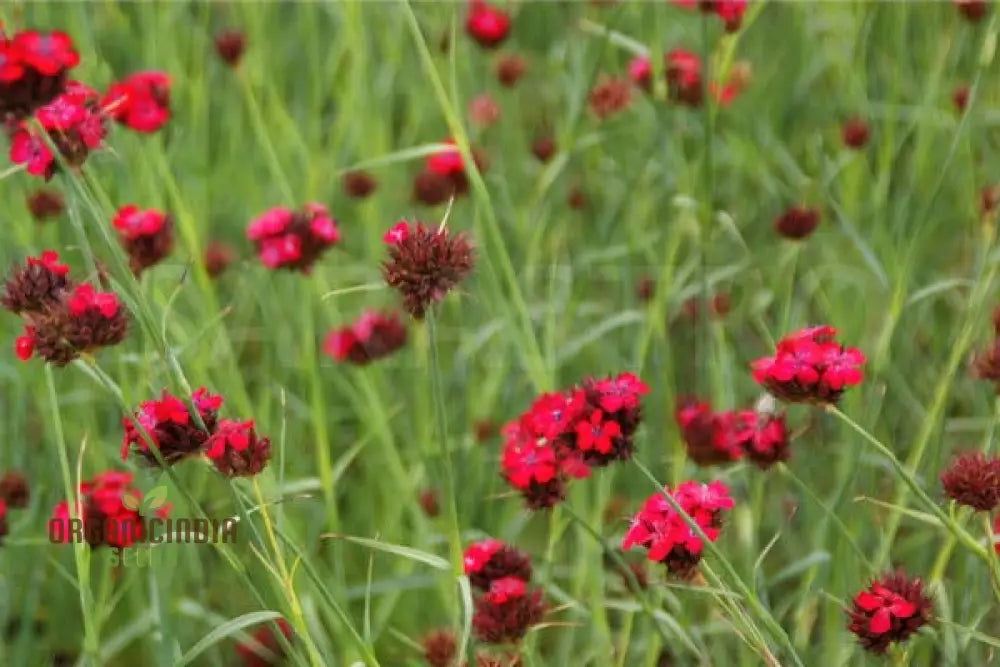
[47,482,239,568]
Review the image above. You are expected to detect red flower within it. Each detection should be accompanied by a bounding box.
[246,203,340,272]
[469,92,501,127]
[121,388,222,466]
[574,409,622,454]
[666,50,703,107]
[214,29,246,68]
[466,1,511,49]
[2,250,70,314]
[48,471,166,548]
[530,135,556,163]
[939,451,1000,511]
[841,117,870,149]
[14,31,79,76]
[67,283,120,318]
[621,480,733,578]
[742,411,790,469]
[381,220,475,318]
[113,205,174,275]
[628,56,652,91]
[102,70,171,133]
[421,629,457,667]
[472,582,545,644]
[846,571,932,654]
[463,539,532,591]
[954,0,988,22]
[496,53,527,87]
[424,138,487,197]
[953,85,970,112]
[203,240,237,278]
[25,188,64,221]
[700,0,747,32]
[322,310,407,365]
[774,205,821,240]
[0,471,29,508]
[0,30,79,119]
[751,325,865,403]
[205,419,272,477]
[587,77,632,118]
[484,576,526,604]
[234,618,292,667]
[341,170,377,199]
[14,326,34,361]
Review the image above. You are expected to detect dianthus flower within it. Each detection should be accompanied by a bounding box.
[214,29,246,68]
[463,538,532,591]
[472,577,545,644]
[102,70,171,133]
[774,206,821,240]
[381,220,474,318]
[112,205,173,275]
[846,570,932,654]
[48,471,166,548]
[322,310,407,365]
[751,325,865,403]
[120,388,222,466]
[939,451,1000,511]
[205,419,272,477]
[0,29,79,119]
[246,203,340,272]
[466,0,510,49]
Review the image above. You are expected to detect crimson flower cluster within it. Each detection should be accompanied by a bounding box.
[774,205,821,239]
[463,539,545,645]
[670,0,747,32]
[214,29,247,68]
[102,70,172,133]
[466,1,511,49]
[120,388,223,466]
[121,388,271,477]
[627,50,704,108]
[621,480,734,578]
[49,471,168,549]
[8,81,107,180]
[246,203,340,272]
[500,373,649,509]
[112,204,174,275]
[587,77,632,119]
[2,251,128,365]
[846,570,932,654]
[382,220,475,318]
[26,188,64,221]
[971,307,1000,390]
[954,0,988,22]
[234,618,292,667]
[322,310,407,365]
[0,27,79,119]
[676,398,790,469]
[751,325,865,404]
[413,139,487,205]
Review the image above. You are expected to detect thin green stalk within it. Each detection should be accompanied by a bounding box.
[698,11,716,397]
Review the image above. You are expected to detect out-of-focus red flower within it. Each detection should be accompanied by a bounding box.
[463,538,532,591]
[0,29,79,119]
[952,85,970,112]
[422,629,457,667]
[567,186,588,210]
[102,70,171,133]
[246,203,340,273]
[0,471,29,508]
[622,480,733,578]
[496,53,527,87]
[203,240,237,278]
[418,488,440,517]
[112,205,174,275]
[841,117,870,149]
[214,29,246,68]
[469,92,501,127]
[322,310,407,365]
[751,325,865,404]
[587,77,632,118]
[846,571,932,654]
[234,618,292,667]
[531,135,556,163]
[699,0,748,32]
[954,0,988,22]
[666,50,703,107]
[26,188,64,222]
[774,206,821,240]
[205,419,272,478]
[466,1,511,49]
[341,170,377,199]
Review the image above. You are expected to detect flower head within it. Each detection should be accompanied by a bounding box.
[842,117,870,149]
[466,1,511,49]
[26,188,64,222]
[246,203,340,272]
[751,325,865,403]
[421,629,457,667]
[214,29,246,68]
[463,539,532,591]
[472,582,545,644]
[666,50,703,107]
[0,471,29,508]
[341,170,377,199]
[204,240,237,278]
[121,389,222,466]
[846,570,932,654]
[0,29,79,119]
[322,310,407,365]
[774,206,821,240]
[205,419,272,477]
[469,92,501,127]
[939,451,1000,511]
[47,471,165,548]
[2,250,70,314]
[587,77,632,119]
[954,0,988,22]
[496,53,527,87]
[102,70,171,133]
[112,205,174,275]
[381,221,474,318]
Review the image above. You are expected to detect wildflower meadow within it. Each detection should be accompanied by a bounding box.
[2,1,1000,665]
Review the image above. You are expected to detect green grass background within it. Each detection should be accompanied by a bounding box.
[1,1,1000,665]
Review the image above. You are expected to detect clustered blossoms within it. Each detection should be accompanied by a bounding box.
[463,539,545,645]
[121,388,271,477]
[322,310,407,365]
[0,27,80,119]
[49,471,168,549]
[675,398,790,469]
[246,203,340,272]
[234,618,292,667]
[628,50,748,108]
[621,480,734,578]
[939,451,1000,512]
[112,204,174,275]
[670,0,748,32]
[2,251,128,365]
[381,220,475,318]
[751,325,865,404]
[971,307,1000,391]
[846,570,933,654]
[500,373,649,509]
[102,70,172,133]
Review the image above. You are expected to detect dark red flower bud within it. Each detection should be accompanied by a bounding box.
[530,136,556,163]
[472,581,545,644]
[204,240,237,278]
[774,206,821,240]
[0,471,29,508]
[214,29,246,68]
[846,570,932,654]
[421,629,457,667]
[841,117,870,149]
[587,77,632,119]
[567,187,588,210]
[2,251,70,314]
[636,277,654,302]
[413,169,455,206]
[418,488,440,518]
[939,451,1000,511]
[25,188,64,222]
[954,0,988,22]
[341,170,377,199]
[496,54,527,87]
[953,85,970,112]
